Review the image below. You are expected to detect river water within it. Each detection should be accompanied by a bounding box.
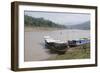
[24,29,90,61]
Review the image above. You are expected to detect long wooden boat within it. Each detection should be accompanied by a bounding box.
[44,36,68,54]
[44,36,90,54]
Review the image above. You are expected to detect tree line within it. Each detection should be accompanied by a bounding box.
[24,15,66,28]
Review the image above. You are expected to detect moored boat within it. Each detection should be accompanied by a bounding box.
[44,36,90,54]
[44,36,68,54]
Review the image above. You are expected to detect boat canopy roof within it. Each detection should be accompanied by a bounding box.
[44,36,66,43]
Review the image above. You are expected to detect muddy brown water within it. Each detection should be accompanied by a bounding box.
[24,29,90,61]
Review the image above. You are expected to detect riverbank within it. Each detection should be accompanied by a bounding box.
[48,43,90,60]
[25,26,65,32]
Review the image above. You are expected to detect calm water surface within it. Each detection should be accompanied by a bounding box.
[24,29,90,61]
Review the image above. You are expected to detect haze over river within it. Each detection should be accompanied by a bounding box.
[24,29,90,61]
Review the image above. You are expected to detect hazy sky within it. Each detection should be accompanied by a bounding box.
[24,11,90,25]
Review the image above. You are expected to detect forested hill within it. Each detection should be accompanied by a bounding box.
[24,15,66,28]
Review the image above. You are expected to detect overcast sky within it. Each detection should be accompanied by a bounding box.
[24,11,90,25]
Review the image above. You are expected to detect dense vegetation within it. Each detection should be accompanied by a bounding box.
[48,44,90,60]
[24,15,66,28]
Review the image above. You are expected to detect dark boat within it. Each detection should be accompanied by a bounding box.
[44,36,68,54]
[68,39,90,47]
[68,40,77,47]
[44,36,90,54]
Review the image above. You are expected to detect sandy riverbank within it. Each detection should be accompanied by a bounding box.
[25,26,65,32]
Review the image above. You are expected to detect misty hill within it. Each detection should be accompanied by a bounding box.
[24,15,66,28]
[66,21,90,30]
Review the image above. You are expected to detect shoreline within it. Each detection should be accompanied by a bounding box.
[25,27,64,32]
[25,26,90,32]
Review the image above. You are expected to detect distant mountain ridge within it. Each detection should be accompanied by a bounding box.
[66,21,90,30]
[25,15,90,30]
